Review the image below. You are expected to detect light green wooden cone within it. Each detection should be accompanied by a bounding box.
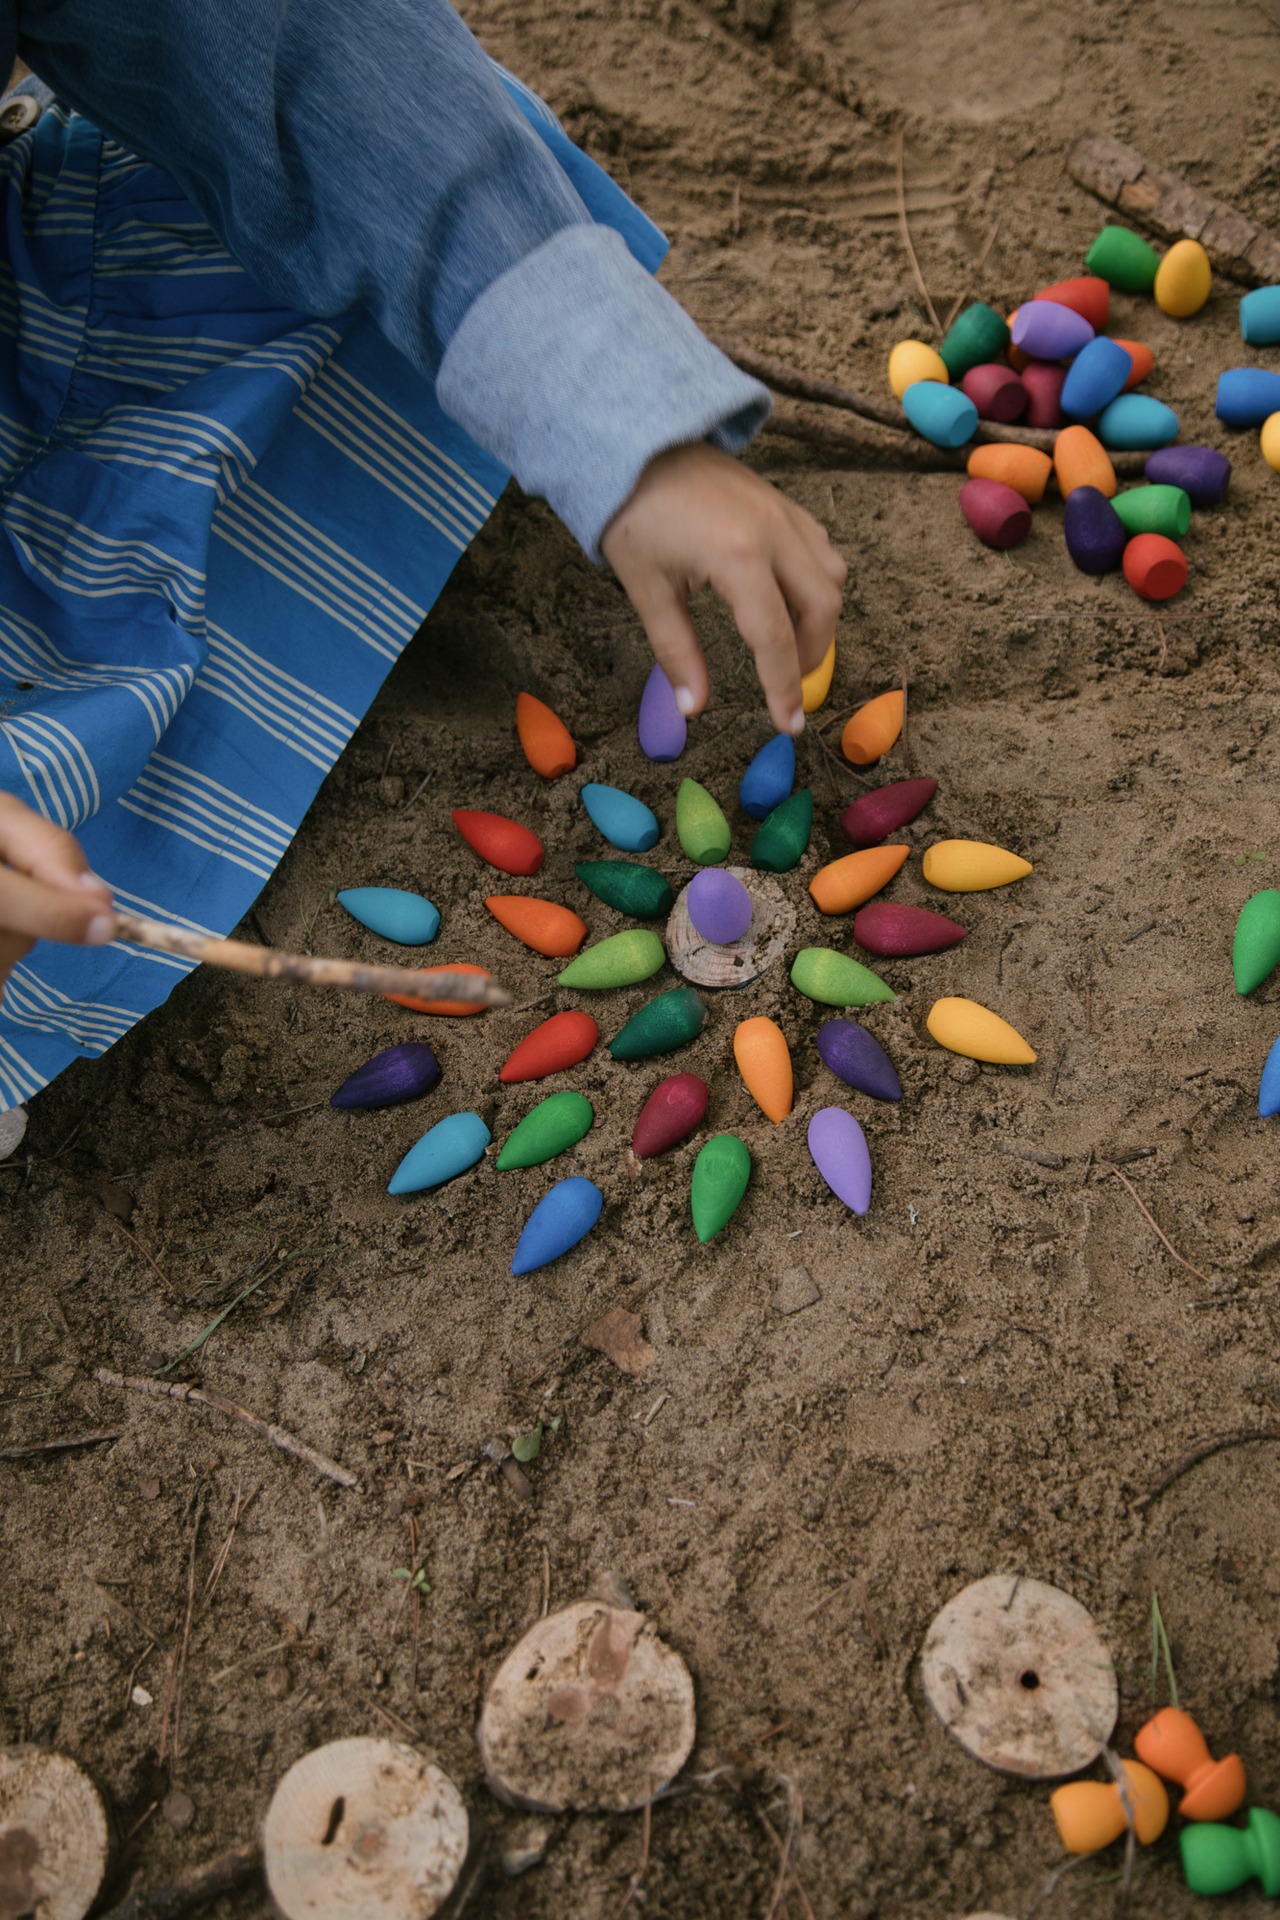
[496,1091,594,1170]
[676,778,731,864]
[790,946,894,1007]
[558,929,666,989]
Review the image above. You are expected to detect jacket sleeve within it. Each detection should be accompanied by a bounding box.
[14,0,769,557]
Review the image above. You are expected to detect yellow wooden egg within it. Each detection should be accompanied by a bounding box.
[1154,239,1211,318]
[801,639,835,714]
[1262,412,1280,472]
[927,996,1036,1065]
[922,839,1032,892]
[888,339,949,400]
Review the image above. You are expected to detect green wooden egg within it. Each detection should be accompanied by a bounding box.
[675,778,731,864]
[609,986,706,1061]
[1233,889,1280,995]
[496,1090,594,1170]
[1111,484,1191,539]
[751,789,813,873]
[939,301,1010,380]
[1086,225,1161,293]
[557,929,665,989]
[574,860,674,919]
[790,946,895,1007]
[691,1133,751,1243]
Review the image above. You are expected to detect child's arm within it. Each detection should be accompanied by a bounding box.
[0,794,113,996]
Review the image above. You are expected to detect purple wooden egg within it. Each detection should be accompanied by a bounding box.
[959,477,1031,550]
[816,1019,902,1102]
[1011,300,1095,360]
[960,363,1028,422]
[331,1041,440,1109]
[841,777,937,849]
[632,1072,709,1158]
[853,901,967,957]
[637,662,687,761]
[1021,362,1066,428]
[1063,484,1126,574]
[1144,445,1231,508]
[687,868,752,945]
[808,1106,872,1215]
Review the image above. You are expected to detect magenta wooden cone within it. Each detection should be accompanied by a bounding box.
[632,1073,709,1158]
[853,901,967,957]
[960,363,1027,422]
[959,477,1031,549]
[841,777,937,849]
[807,1107,872,1214]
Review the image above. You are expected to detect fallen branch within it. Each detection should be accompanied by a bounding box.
[94,1370,359,1491]
[762,403,964,468]
[97,1843,261,1920]
[0,1428,122,1459]
[1137,1428,1280,1508]
[1066,133,1280,285]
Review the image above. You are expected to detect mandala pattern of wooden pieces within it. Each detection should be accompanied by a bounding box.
[1114,337,1155,388]
[732,1016,793,1122]
[1122,531,1187,600]
[926,996,1036,1065]
[751,788,814,872]
[386,963,495,1016]
[939,301,1009,380]
[1217,368,1280,426]
[1060,337,1132,419]
[965,444,1053,504]
[337,886,440,945]
[331,1042,440,1110]
[686,867,752,944]
[690,1132,751,1242]
[1052,1763,1169,1854]
[675,778,731,864]
[902,380,978,448]
[739,733,796,819]
[790,947,894,1007]
[581,782,660,852]
[499,1010,599,1083]
[854,901,966,956]
[841,777,937,848]
[1054,424,1116,498]
[841,689,904,766]
[1021,361,1066,428]
[631,1073,709,1157]
[1261,1036,1280,1117]
[808,844,909,915]
[1011,300,1094,359]
[922,840,1032,891]
[816,1018,902,1101]
[958,477,1031,549]
[801,638,836,713]
[496,1091,594,1170]
[1110,484,1190,539]
[485,895,587,958]
[1063,485,1127,574]
[1086,225,1160,292]
[807,1106,872,1214]
[1181,1809,1280,1899]
[1233,890,1280,994]
[1035,275,1110,329]
[1134,1706,1247,1823]
[573,859,674,919]
[557,929,666,990]
[516,691,576,778]
[960,364,1026,422]
[609,986,706,1061]
[1154,237,1211,316]
[637,662,687,762]
[1098,392,1178,449]
[1145,445,1229,507]
[388,1111,491,1194]
[452,809,544,876]
[666,867,796,988]
[511,1176,604,1274]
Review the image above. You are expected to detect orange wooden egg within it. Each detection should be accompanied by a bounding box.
[1112,338,1155,390]
[809,845,909,915]
[966,443,1053,504]
[516,691,576,779]
[733,1016,793,1122]
[386,963,494,1017]
[485,896,587,958]
[1053,425,1116,499]
[842,690,904,766]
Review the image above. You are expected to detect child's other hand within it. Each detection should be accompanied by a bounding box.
[0,793,114,999]
[601,442,846,736]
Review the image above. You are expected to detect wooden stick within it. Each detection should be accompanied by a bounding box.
[0,1428,122,1459]
[895,126,942,335]
[1109,1166,1217,1288]
[94,1369,359,1491]
[1066,132,1280,285]
[1137,1427,1280,1508]
[110,911,510,1007]
[761,403,965,468]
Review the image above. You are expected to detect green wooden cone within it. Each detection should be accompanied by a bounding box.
[790,946,894,1007]
[574,860,674,919]
[751,789,813,873]
[691,1132,751,1242]
[609,986,706,1061]
[939,301,1009,380]
[496,1091,594,1170]
[558,929,666,989]
[1111,484,1191,538]
[1233,889,1280,995]
[1181,1808,1280,1898]
[676,778,731,864]
[1086,225,1161,293]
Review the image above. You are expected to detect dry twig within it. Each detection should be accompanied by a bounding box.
[1137,1427,1280,1508]
[895,127,941,334]
[1,1428,121,1460]
[94,1369,359,1490]
[1109,1167,1216,1288]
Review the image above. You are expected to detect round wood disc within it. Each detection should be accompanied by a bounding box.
[262,1738,468,1920]
[0,1107,27,1162]
[665,868,795,989]
[920,1575,1117,1778]
[477,1601,696,1813]
[0,1746,111,1920]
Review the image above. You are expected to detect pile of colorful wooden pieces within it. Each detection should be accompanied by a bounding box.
[326,666,1039,1272]
[888,224,1235,600]
[1232,889,1280,1119]
[1218,285,1280,474]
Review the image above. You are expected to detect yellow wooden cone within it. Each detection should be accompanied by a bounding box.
[927,996,1036,1065]
[922,839,1032,892]
[842,689,903,766]
[733,1016,793,1122]
[801,639,835,714]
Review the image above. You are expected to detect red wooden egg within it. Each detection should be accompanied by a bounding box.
[632,1073,710,1158]
[452,808,545,875]
[853,901,967,957]
[1020,362,1066,428]
[960,363,1027,422]
[499,1009,599,1083]
[1035,275,1110,332]
[841,777,937,849]
[1122,533,1187,602]
[959,477,1031,550]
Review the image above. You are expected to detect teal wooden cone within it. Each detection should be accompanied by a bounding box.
[1181,1808,1280,1898]
[691,1133,751,1242]
[676,778,731,864]
[790,947,894,1007]
[574,860,674,919]
[1233,890,1280,995]
[496,1091,594,1170]
[609,986,705,1061]
[751,789,813,873]
[558,929,665,989]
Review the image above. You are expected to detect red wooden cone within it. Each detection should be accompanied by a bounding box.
[499,1010,599,1083]
[453,808,545,875]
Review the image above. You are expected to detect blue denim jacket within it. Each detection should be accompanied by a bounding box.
[1,0,769,557]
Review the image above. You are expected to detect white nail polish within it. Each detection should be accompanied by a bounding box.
[674,685,696,716]
[789,709,806,735]
[86,913,115,945]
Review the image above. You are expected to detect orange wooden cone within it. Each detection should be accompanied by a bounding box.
[1112,338,1155,391]
[516,691,576,778]
[733,1016,793,1122]
[1051,1761,1168,1854]
[1134,1707,1247,1823]
[1054,425,1116,499]
[386,963,494,1016]
[485,896,587,958]
[842,690,904,766]
[966,443,1053,504]
[809,845,909,915]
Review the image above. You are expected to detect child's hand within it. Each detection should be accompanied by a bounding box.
[601,442,846,736]
[0,793,114,999]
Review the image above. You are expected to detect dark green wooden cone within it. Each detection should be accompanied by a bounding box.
[609,986,706,1061]
[1233,889,1280,994]
[691,1132,751,1242]
[1086,225,1161,293]
[751,789,813,872]
[939,302,1009,380]
[574,860,674,919]
[496,1090,594,1170]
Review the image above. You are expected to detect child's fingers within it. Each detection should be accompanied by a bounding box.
[773,524,846,681]
[714,557,806,735]
[0,930,32,1005]
[0,865,115,946]
[0,792,109,898]
[627,574,710,717]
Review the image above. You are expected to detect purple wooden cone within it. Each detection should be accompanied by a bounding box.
[841,777,937,849]
[808,1107,872,1214]
[816,1019,902,1102]
[1011,300,1095,360]
[687,868,752,944]
[853,901,967,957]
[1144,445,1231,508]
[331,1041,440,1109]
[637,663,687,761]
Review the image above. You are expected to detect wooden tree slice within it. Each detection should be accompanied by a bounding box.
[262,1739,469,1920]
[921,1575,1117,1779]
[666,869,795,989]
[477,1601,696,1813]
[0,1108,27,1162]
[0,1746,111,1920]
